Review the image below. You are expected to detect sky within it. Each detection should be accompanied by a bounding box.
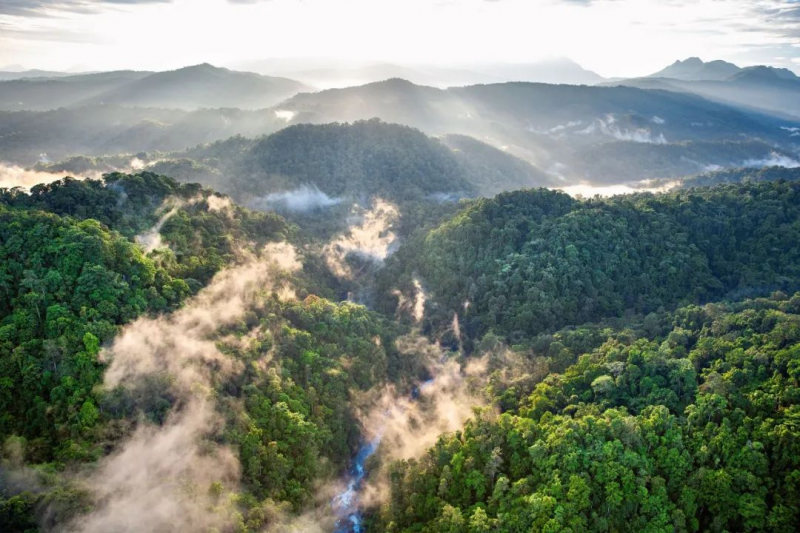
[0,0,798,78]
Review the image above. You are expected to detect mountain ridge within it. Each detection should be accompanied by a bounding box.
[0,63,310,111]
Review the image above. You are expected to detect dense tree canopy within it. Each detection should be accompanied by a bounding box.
[2,170,800,533]
[0,205,189,461]
[381,181,800,346]
[0,171,417,531]
[0,172,289,461]
[2,172,288,284]
[375,293,800,533]
[675,165,800,189]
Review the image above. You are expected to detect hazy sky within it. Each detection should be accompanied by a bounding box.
[1,0,798,77]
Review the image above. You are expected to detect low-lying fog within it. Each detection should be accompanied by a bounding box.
[558,180,680,198]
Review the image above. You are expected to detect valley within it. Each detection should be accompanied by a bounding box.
[1,3,800,530]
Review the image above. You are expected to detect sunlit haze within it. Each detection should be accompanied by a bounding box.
[3,1,800,533]
[1,0,799,77]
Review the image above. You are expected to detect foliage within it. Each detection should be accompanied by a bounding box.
[0,171,412,528]
[2,167,800,533]
[1,172,289,285]
[0,205,189,461]
[675,165,800,189]
[0,171,288,462]
[217,294,418,509]
[381,181,800,346]
[375,293,800,532]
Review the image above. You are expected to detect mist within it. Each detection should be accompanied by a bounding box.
[325,331,489,530]
[577,114,668,144]
[0,163,82,190]
[134,201,183,253]
[324,199,400,278]
[359,346,485,462]
[559,179,679,198]
[249,185,343,213]
[68,243,301,533]
[3,3,800,531]
[742,152,800,169]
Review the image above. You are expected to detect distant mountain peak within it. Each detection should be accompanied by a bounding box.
[676,57,703,66]
[367,77,427,90]
[649,57,741,81]
[174,63,226,73]
[381,77,415,84]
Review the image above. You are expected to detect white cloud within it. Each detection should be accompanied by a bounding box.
[249,185,343,213]
[1,0,797,77]
[0,163,81,189]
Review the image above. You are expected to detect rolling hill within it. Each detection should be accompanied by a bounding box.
[235,57,605,88]
[0,64,309,111]
[275,78,800,182]
[165,120,556,204]
[0,70,153,111]
[3,76,799,185]
[0,105,288,164]
[86,63,310,110]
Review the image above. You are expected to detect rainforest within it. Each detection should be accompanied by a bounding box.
[2,1,800,532]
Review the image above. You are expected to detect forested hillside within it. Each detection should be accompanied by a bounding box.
[28,121,553,212]
[439,135,557,195]
[373,293,800,532]
[674,166,800,189]
[1,172,288,284]
[2,173,800,533]
[0,172,426,532]
[381,181,800,345]
[570,140,798,182]
[0,71,152,111]
[275,79,800,182]
[0,106,286,165]
[0,206,190,461]
[3,78,799,187]
[281,79,787,142]
[0,64,309,112]
[163,120,553,203]
[233,120,477,201]
[4,1,800,531]
[0,173,289,465]
[0,168,800,532]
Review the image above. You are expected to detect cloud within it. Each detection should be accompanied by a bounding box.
[0,163,86,189]
[391,276,427,323]
[69,243,300,533]
[576,113,667,144]
[325,333,488,528]
[2,0,798,77]
[485,0,616,4]
[134,199,185,253]
[206,194,234,213]
[0,0,172,17]
[274,109,295,123]
[248,185,343,213]
[71,400,240,533]
[323,199,400,278]
[742,151,800,168]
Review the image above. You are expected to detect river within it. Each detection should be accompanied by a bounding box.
[331,379,435,532]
